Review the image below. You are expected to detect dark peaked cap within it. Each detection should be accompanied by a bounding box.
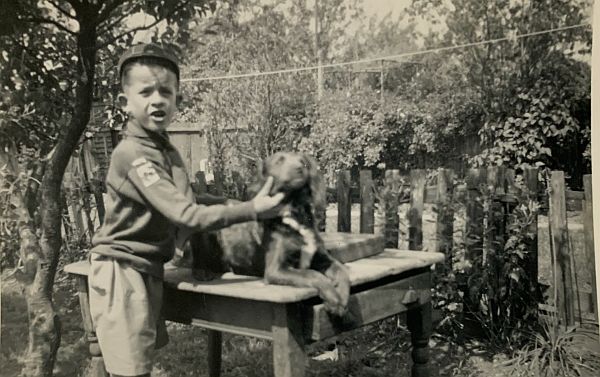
[118,43,180,81]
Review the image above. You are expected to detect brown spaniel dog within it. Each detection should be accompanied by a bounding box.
[189,152,350,316]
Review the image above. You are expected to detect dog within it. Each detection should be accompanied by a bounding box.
[189,152,351,316]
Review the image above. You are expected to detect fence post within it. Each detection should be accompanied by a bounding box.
[314,178,327,232]
[384,169,401,248]
[484,166,506,264]
[337,170,352,233]
[195,171,208,194]
[583,175,597,316]
[523,168,539,299]
[549,171,575,326]
[465,168,486,262]
[359,170,375,234]
[409,169,426,251]
[435,169,454,259]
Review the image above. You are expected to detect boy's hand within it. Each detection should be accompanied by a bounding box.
[252,176,286,220]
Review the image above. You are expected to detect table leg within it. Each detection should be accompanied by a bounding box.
[76,277,108,377]
[207,330,222,377]
[407,301,432,377]
[272,304,306,377]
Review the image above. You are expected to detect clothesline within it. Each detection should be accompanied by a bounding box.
[180,22,590,83]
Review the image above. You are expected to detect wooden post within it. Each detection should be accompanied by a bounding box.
[195,171,208,195]
[583,175,597,315]
[407,301,432,377]
[359,170,375,234]
[207,330,222,377]
[484,166,507,262]
[465,169,486,261]
[523,168,540,299]
[76,277,108,377]
[337,170,352,232]
[384,169,401,248]
[549,171,575,326]
[435,169,454,259]
[315,179,327,232]
[408,169,426,251]
[272,304,306,377]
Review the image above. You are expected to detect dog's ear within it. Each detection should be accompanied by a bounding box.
[303,154,326,214]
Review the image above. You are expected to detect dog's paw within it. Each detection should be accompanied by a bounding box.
[324,301,348,317]
[320,284,348,317]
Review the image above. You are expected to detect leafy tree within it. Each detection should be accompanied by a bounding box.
[407,0,592,186]
[178,0,362,186]
[0,1,215,375]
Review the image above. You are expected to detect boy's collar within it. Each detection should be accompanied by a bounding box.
[123,120,172,149]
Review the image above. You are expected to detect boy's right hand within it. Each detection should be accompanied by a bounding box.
[251,176,286,220]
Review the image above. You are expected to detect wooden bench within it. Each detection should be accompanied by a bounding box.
[65,242,443,377]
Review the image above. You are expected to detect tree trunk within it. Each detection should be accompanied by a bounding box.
[20,23,97,377]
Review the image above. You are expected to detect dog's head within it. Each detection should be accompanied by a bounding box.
[252,152,325,211]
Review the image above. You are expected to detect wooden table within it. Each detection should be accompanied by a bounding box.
[65,249,444,377]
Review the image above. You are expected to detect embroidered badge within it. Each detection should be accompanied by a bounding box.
[132,157,160,187]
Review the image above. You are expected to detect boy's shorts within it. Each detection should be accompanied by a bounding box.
[88,253,169,376]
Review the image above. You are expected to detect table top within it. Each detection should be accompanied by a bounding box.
[64,249,444,303]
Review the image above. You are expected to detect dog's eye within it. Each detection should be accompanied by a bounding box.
[275,155,285,164]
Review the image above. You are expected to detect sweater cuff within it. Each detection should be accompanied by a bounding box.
[224,201,257,225]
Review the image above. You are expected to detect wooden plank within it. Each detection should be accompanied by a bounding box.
[307,272,431,340]
[315,180,327,232]
[322,232,384,263]
[435,169,454,259]
[523,168,539,294]
[66,249,444,303]
[337,170,352,232]
[549,171,576,326]
[76,276,94,335]
[484,166,506,265]
[583,175,597,315]
[359,170,375,234]
[408,169,426,251]
[384,170,401,248]
[465,168,486,261]
[162,288,275,339]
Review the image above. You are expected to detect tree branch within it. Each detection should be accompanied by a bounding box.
[20,17,77,35]
[98,12,129,36]
[95,0,128,27]
[46,0,76,20]
[96,0,192,50]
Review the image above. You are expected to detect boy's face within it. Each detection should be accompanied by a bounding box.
[119,63,179,132]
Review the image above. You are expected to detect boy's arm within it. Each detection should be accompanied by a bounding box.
[126,157,256,232]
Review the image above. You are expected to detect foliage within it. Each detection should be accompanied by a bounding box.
[179,0,360,184]
[430,175,543,348]
[501,317,600,377]
[407,0,592,186]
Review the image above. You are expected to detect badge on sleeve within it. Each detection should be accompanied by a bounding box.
[132,157,160,187]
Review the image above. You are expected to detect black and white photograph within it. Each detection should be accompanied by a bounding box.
[1,0,599,376]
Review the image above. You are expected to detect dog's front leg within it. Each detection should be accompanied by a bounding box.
[264,235,346,316]
[324,260,351,309]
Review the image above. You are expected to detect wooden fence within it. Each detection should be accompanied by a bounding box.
[323,168,597,326]
[63,153,597,325]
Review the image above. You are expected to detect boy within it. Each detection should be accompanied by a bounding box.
[88,43,284,377]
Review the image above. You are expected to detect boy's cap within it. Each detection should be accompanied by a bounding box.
[118,43,180,80]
